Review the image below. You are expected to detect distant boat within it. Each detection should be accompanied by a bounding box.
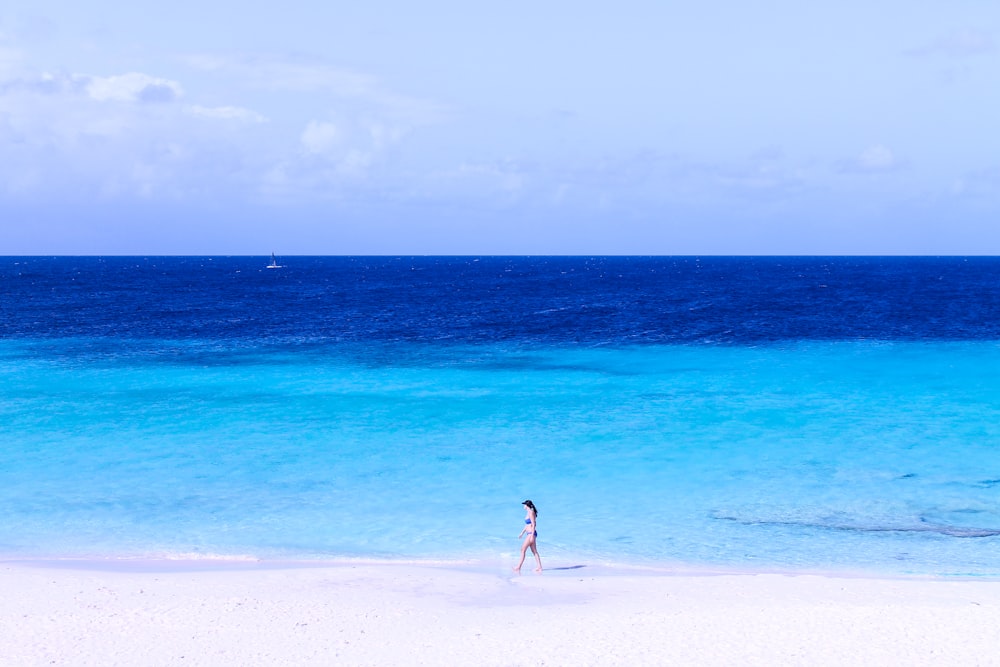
[266,253,283,269]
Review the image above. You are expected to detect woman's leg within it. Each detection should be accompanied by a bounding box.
[514,539,529,572]
[529,541,542,571]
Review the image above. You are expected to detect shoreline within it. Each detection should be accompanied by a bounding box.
[6,559,1000,665]
[4,553,999,582]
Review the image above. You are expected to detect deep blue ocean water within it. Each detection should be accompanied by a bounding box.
[2,256,999,575]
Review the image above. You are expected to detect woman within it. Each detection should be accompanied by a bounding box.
[514,499,542,573]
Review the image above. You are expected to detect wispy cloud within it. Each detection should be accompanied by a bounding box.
[0,61,273,200]
[950,166,1000,198]
[85,72,182,103]
[293,117,408,183]
[837,145,904,174]
[906,29,995,57]
[179,52,451,191]
[186,105,266,123]
[2,70,184,104]
[181,52,449,125]
[300,120,342,155]
[182,53,376,95]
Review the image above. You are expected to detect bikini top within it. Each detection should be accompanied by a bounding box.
[525,518,532,524]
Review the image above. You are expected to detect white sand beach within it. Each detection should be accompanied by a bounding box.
[3,560,1000,666]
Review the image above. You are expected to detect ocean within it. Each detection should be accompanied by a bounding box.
[1,256,999,576]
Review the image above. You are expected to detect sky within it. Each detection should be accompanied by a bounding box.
[1,1,998,254]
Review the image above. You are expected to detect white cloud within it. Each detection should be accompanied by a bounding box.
[300,120,342,155]
[424,160,529,203]
[86,72,183,103]
[0,65,266,199]
[181,52,449,125]
[368,122,404,151]
[0,44,445,205]
[457,162,526,194]
[177,53,450,192]
[337,149,375,176]
[186,105,266,123]
[718,166,794,192]
[858,145,896,170]
[950,166,1000,198]
[838,145,902,173]
[183,53,376,96]
[296,117,409,180]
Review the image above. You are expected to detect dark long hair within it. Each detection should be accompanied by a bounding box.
[522,499,538,516]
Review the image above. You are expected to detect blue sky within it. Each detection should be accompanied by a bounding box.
[1,1,998,254]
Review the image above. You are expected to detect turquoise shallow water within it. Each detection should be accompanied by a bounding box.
[2,339,999,576]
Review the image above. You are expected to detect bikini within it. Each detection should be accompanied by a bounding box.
[525,518,537,537]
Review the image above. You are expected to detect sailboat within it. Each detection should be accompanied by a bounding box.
[266,252,283,269]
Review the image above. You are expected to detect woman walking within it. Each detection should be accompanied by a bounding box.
[514,499,542,573]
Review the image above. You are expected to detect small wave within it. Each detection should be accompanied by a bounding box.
[158,552,262,561]
[713,512,1000,538]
